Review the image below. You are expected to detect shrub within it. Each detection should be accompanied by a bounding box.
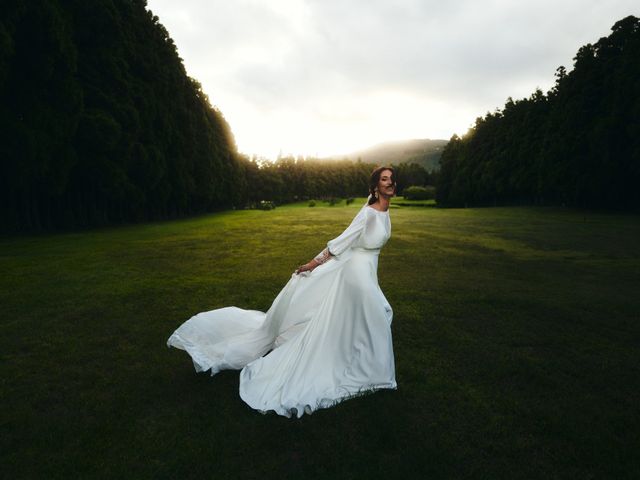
[308,200,316,207]
[257,200,276,210]
[346,198,355,205]
[403,185,436,200]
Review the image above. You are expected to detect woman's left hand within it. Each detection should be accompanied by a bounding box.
[295,262,316,275]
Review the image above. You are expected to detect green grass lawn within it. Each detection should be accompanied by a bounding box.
[2,201,639,479]
[391,196,437,207]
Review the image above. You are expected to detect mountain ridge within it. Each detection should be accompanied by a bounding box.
[325,138,448,171]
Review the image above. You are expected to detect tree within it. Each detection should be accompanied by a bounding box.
[436,15,640,210]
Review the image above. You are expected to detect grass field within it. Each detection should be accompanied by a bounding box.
[2,200,639,479]
[391,197,437,207]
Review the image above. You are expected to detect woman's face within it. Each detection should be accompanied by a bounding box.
[377,169,396,198]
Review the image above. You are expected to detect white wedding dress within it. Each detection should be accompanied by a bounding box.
[167,202,396,418]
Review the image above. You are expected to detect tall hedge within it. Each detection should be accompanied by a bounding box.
[0,0,244,231]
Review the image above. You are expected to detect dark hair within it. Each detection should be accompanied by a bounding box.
[368,166,396,205]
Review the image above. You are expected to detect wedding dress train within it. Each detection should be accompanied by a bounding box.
[167,203,396,418]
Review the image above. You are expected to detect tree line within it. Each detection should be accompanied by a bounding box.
[436,16,640,210]
[1,0,244,232]
[240,156,435,206]
[11,3,634,233]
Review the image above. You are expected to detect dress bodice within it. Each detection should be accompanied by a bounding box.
[326,205,391,257]
[354,207,391,250]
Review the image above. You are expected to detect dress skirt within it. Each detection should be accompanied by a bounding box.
[167,247,396,418]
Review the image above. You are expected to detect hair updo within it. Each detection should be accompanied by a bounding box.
[368,166,396,205]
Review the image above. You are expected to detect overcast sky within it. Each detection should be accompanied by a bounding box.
[147,0,637,159]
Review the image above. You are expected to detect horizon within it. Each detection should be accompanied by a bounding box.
[146,1,638,160]
[245,137,448,163]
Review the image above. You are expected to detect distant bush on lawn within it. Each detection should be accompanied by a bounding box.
[403,186,436,200]
[257,201,276,210]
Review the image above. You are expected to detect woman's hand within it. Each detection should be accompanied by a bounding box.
[295,248,333,275]
[295,260,318,275]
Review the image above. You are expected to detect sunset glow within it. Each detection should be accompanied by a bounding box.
[148,0,638,159]
[217,90,476,158]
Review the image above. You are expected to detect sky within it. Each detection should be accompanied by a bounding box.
[147,0,637,159]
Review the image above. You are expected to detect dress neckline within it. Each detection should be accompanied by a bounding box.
[366,205,389,214]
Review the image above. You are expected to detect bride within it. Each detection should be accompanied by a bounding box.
[167,166,397,418]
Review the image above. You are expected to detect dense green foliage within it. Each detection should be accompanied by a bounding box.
[242,157,373,205]
[394,161,436,194]
[0,0,244,232]
[403,185,435,201]
[437,16,640,210]
[2,204,639,477]
[240,156,434,205]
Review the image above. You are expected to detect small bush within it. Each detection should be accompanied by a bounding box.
[308,200,316,207]
[346,198,355,205]
[403,185,436,201]
[257,200,276,210]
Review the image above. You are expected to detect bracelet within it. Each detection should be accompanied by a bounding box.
[313,248,331,265]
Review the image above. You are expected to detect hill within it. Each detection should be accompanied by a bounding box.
[327,138,448,171]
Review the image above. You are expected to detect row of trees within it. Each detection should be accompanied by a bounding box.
[437,15,640,210]
[14,3,635,233]
[1,0,244,232]
[241,156,435,205]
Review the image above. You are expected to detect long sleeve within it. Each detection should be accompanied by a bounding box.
[326,207,367,258]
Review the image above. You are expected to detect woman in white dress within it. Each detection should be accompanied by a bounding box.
[167,166,397,418]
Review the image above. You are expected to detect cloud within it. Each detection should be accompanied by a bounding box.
[147,0,639,157]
